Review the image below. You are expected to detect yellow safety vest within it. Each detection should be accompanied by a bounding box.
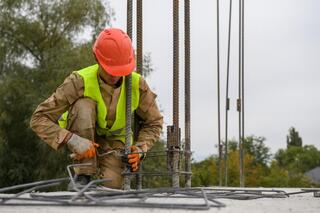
[58,64,140,143]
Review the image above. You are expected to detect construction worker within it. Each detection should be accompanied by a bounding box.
[30,28,163,189]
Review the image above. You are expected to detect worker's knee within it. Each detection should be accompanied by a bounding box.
[72,98,96,119]
[67,98,97,139]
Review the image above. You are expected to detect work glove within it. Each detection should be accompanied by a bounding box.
[127,145,143,172]
[67,134,99,160]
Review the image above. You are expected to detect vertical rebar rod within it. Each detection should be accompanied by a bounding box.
[184,0,191,188]
[136,0,143,190]
[172,0,180,188]
[216,0,222,187]
[224,0,233,187]
[137,0,143,75]
[127,0,133,39]
[241,0,245,187]
[238,0,244,187]
[124,0,133,191]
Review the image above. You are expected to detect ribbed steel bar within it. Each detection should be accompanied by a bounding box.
[0,182,62,205]
[127,0,133,39]
[137,0,143,75]
[124,75,132,191]
[241,0,245,188]
[238,0,244,187]
[70,179,111,202]
[224,0,233,187]
[172,0,180,188]
[136,0,143,190]
[0,178,69,193]
[216,0,223,187]
[124,0,133,191]
[184,0,191,188]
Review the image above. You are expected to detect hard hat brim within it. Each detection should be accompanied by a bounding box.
[95,49,135,77]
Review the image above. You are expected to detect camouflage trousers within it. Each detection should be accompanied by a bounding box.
[66,98,125,189]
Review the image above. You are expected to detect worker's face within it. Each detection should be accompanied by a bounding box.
[99,67,121,86]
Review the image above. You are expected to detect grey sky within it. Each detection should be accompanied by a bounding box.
[107,0,320,160]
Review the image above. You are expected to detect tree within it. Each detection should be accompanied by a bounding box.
[275,145,320,174]
[191,155,218,187]
[227,144,268,187]
[271,128,320,187]
[287,127,302,148]
[191,136,272,187]
[228,136,271,167]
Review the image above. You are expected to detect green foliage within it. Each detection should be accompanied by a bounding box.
[243,136,271,167]
[191,134,318,188]
[261,161,290,187]
[192,155,218,187]
[275,145,320,174]
[192,136,271,187]
[228,136,271,167]
[262,161,313,187]
[287,127,302,148]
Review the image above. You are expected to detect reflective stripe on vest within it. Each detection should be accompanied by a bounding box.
[58,64,140,143]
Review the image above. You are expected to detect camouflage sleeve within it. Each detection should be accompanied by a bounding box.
[135,77,164,153]
[30,73,84,150]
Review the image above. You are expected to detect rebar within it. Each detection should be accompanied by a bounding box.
[136,0,143,190]
[238,0,244,187]
[123,0,134,192]
[172,0,180,189]
[240,0,245,188]
[0,177,69,193]
[224,0,233,187]
[184,0,192,188]
[216,0,223,187]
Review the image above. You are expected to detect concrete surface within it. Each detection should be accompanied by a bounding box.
[0,188,319,213]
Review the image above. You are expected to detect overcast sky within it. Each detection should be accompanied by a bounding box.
[106,0,320,160]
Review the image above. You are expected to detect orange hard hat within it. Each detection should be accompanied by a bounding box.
[93,28,135,76]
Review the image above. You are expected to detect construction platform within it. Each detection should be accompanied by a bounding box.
[0,187,319,213]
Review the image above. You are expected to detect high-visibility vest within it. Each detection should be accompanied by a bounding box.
[58,64,140,143]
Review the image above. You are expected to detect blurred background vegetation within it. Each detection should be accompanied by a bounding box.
[0,0,319,190]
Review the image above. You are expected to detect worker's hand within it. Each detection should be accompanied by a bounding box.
[67,134,99,160]
[127,145,143,172]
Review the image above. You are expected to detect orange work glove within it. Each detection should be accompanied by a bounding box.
[127,145,143,172]
[66,134,99,160]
